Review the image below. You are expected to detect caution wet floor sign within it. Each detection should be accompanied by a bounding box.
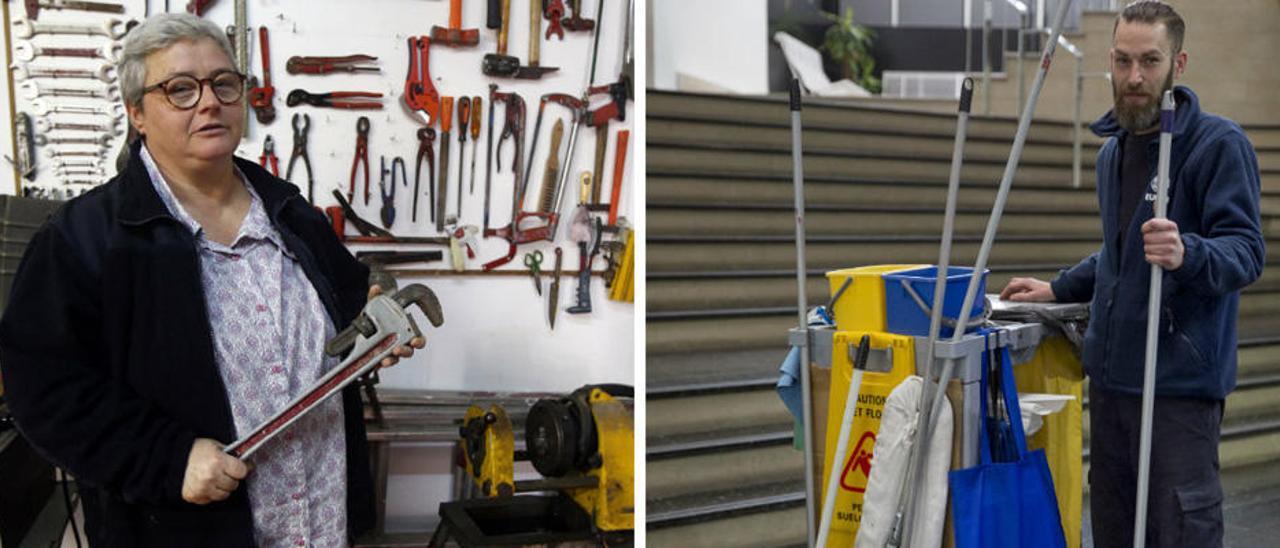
[820,331,915,546]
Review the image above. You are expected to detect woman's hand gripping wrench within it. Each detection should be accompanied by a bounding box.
[223,284,444,460]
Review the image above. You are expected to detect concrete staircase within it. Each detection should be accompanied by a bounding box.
[645,89,1280,547]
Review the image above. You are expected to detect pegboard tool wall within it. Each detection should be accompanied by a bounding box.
[2,0,635,531]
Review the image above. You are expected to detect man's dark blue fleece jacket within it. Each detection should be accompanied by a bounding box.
[0,140,375,547]
[1051,85,1265,401]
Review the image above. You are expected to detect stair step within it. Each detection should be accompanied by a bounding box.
[648,117,1102,169]
[647,445,802,504]
[647,204,1104,238]
[645,174,1280,215]
[648,235,1105,272]
[646,269,1062,313]
[646,504,806,547]
[648,348,784,395]
[647,389,793,441]
[647,90,1087,144]
[648,426,795,459]
[648,311,1280,355]
[648,144,1101,190]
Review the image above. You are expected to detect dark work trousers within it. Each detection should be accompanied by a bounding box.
[1089,383,1225,548]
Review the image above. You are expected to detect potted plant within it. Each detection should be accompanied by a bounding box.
[821,7,881,94]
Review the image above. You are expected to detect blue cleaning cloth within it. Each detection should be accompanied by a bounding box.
[776,345,804,422]
[775,306,835,424]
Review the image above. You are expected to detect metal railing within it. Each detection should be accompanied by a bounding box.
[1050,31,1110,188]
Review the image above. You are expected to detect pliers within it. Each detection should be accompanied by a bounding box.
[414,128,436,224]
[259,135,279,177]
[286,54,380,75]
[287,89,383,109]
[350,116,371,205]
[286,113,314,202]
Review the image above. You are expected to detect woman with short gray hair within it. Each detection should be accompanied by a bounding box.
[0,12,421,548]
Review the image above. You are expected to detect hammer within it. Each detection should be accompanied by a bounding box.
[482,0,518,76]
[431,0,479,47]
[515,0,559,79]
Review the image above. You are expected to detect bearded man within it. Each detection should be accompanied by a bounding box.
[998,2,1264,547]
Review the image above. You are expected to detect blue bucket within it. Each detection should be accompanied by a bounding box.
[882,266,989,337]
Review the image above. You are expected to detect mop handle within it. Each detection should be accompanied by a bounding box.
[789,78,819,548]
[902,3,1075,546]
[816,335,871,548]
[1134,89,1175,548]
[885,78,973,548]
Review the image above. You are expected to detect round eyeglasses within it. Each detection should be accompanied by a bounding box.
[142,71,246,110]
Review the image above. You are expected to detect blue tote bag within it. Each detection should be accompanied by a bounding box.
[948,340,1066,548]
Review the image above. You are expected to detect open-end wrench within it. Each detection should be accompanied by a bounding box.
[224,284,444,460]
[31,100,125,120]
[12,64,117,84]
[36,118,121,135]
[14,41,121,62]
[12,18,129,39]
[35,133,112,147]
[24,0,126,20]
[21,81,119,101]
[44,148,108,159]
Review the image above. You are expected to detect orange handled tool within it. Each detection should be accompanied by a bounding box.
[608,130,629,226]
[436,97,455,232]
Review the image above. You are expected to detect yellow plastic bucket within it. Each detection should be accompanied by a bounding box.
[825,265,924,332]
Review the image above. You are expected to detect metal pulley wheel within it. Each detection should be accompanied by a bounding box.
[525,391,595,478]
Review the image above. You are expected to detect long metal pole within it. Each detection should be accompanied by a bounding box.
[1073,55,1083,188]
[1134,90,1175,548]
[789,79,817,548]
[901,2,1074,546]
[816,337,870,547]
[886,78,973,548]
[982,0,992,115]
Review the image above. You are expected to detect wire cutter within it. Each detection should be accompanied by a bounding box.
[286,54,380,75]
[259,135,279,177]
[524,250,544,296]
[287,89,384,109]
[286,113,314,202]
[380,156,408,229]
[350,116,371,205]
[414,128,436,224]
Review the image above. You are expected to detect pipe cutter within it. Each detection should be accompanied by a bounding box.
[224,284,444,460]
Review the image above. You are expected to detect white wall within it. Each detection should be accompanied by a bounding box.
[650,0,769,94]
[2,0,635,534]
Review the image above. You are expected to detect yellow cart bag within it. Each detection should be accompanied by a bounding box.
[1012,335,1084,548]
[819,330,915,547]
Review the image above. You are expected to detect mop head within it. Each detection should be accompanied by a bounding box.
[855,375,953,548]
